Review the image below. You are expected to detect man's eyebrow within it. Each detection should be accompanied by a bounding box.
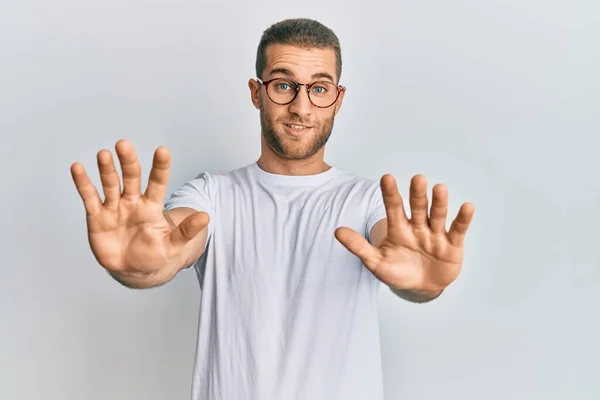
[311,72,335,82]
[268,68,293,77]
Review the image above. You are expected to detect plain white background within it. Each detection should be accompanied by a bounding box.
[1,0,598,399]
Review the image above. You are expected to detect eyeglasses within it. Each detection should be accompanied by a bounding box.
[257,77,345,109]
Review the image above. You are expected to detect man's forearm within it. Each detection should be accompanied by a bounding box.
[389,286,444,303]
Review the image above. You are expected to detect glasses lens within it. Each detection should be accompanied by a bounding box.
[266,79,298,104]
[308,81,339,107]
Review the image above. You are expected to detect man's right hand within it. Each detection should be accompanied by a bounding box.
[70,139,209,286]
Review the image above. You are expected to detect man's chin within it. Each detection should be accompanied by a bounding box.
[270,140,320,160]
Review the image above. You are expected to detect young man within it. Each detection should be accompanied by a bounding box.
[71,18,474,400]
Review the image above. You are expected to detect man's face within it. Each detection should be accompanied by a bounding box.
[249,44,345,161]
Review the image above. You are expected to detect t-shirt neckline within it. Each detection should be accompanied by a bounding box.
[250,161,340,187]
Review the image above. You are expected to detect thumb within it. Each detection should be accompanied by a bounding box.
[334,227,381,271]
[169,211,210,249]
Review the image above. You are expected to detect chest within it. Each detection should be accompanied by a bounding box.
[208,184,370,286]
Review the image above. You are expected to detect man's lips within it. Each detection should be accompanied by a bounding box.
[284,123,313,129]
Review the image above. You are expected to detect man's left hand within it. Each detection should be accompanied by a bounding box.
[335,174,475,296]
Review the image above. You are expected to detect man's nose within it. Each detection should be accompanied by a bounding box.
[287,86,313,117]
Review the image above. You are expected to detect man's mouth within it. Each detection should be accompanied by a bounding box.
[284,123,312,130]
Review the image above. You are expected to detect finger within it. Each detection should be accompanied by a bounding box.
[169,211,210,249]
[97,149,121,207]
[334,226,382,272]
[70,162,102,215]
[380,174,408,244]
[145,146,170,204]
[429,184,448,234]
[448,202,475,246]
[409,175,429,228]
[115,139,141,199]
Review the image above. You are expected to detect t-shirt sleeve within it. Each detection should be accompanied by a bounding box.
[365,181,387,243]
[163,172,215,240]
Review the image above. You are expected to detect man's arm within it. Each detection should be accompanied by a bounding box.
[109,207,210,289]
[369,219,443,303]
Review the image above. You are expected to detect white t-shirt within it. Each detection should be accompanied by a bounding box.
[164,161,388,400]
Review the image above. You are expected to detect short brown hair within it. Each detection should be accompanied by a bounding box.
[255,18,342,82]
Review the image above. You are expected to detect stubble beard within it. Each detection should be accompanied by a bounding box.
[259,97,335,161]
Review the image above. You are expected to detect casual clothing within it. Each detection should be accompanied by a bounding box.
[164,162,387,400]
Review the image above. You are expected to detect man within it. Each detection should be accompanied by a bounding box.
[71,18,474,400]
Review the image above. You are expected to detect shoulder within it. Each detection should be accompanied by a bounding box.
[328,166,381,195]
[185,163,255,186]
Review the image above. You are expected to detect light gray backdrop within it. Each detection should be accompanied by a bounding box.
[1,0,598,399]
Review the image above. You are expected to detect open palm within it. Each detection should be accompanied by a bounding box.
[335,174,475,294]
[71,140,208,276]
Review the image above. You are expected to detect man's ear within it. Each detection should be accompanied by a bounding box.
[333,101,342,116]
[334,88,346,116]
[248,79,260,109]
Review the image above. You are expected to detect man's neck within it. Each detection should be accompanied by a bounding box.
[256,155,331,176]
